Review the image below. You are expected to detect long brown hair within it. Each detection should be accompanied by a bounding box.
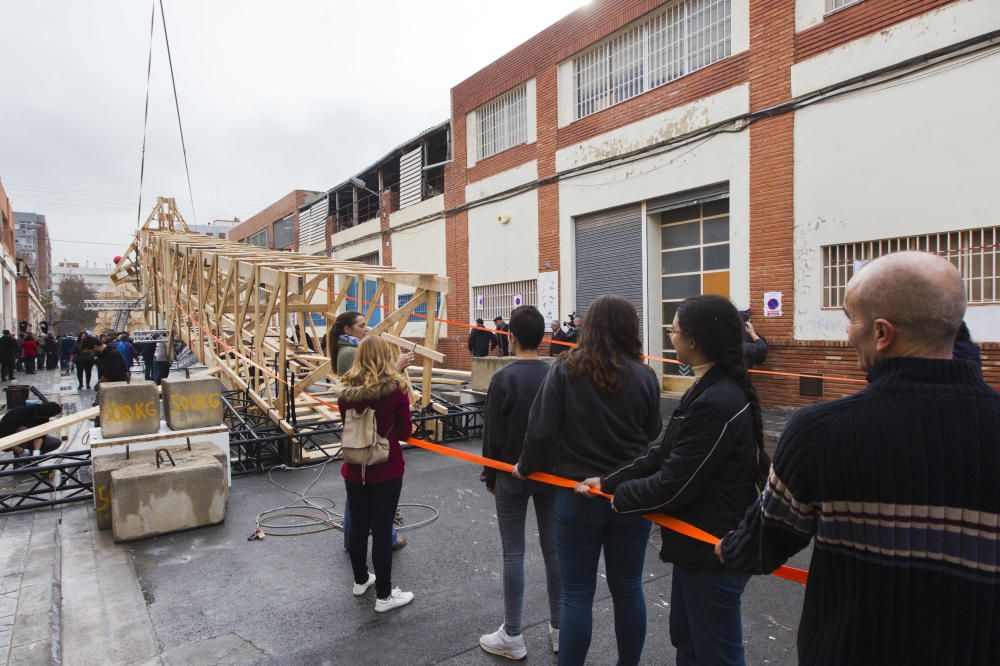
[566,295,642,395]
[340,336,414,401]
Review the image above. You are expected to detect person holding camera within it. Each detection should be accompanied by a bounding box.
[740,309,768,369]
[548,320,569,357]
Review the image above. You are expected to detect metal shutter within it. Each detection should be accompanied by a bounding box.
[575,204,644,337]
[299,197,329,246]
[399,147,423,209]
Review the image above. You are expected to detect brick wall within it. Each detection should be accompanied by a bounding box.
[228,190,318,250]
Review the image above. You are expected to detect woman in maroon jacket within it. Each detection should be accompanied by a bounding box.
[338,336,415,613]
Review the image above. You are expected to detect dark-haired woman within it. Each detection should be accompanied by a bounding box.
[73,331,95,390]
[583,295,765,666]
[331,311,369,375]
[516,295,662,666]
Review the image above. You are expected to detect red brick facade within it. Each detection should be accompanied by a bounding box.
[229,190,321,251]
[435,0,979,405]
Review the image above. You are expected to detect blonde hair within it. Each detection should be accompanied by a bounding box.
[341,336,411,395]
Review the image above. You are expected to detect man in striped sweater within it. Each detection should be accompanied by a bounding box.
[719,251,1000,665]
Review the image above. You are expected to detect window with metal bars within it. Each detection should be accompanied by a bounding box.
[827,0,864,13]
[247,229,269,247]
[476,84,528,160]
[273,215,294,249]
[573,0,731,120]
[822,227,1000,308]
[397,292,444,323]
[471,279,538,324]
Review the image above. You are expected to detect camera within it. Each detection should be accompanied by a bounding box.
[564,312,578,329]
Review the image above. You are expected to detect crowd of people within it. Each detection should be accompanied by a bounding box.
[0,329,174,390]
[334,250,996,665]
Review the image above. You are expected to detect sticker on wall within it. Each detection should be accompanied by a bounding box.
[764,292,783,317]
[513,294,523,308]
[476,295,484,310]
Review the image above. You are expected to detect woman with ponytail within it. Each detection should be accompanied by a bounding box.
[581,294,765,666]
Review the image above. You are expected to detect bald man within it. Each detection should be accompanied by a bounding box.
[718,251,1000,665]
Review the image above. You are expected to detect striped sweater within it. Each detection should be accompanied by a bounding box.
[721,357,1000,665]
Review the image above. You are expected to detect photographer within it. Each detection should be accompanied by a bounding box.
[563,314,583,347]
[740,309,768,369]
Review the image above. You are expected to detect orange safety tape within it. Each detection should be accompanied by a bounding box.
[169,293,808,586]
[314,284,867,386]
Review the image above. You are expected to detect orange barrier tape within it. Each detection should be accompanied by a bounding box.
[169,288,807,585]
[314,285,866,386]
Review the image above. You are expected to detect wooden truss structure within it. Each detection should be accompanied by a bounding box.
[111,197,449,438]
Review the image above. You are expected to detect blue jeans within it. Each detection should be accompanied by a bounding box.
[343,498,398,548]
[494,474,561,636]
[670,564,751,666]
[554,490,651,666]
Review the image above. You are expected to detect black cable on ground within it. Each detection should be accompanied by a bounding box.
[252,460,440,539]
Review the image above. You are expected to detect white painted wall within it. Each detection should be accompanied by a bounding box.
[793,0,1000,96]
[794,49,1000,341]
[467,189,540,294]
[392,216,448,338]
[389,194,444,229]
[796,0,831,33]
[330,219,380,260]
[556,85,751,356]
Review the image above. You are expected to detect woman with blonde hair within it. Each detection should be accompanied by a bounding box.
[338,335,415,613]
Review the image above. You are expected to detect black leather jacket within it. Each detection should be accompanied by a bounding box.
[602,366,758,567]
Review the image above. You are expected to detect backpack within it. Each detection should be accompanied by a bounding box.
[340,407,391,482]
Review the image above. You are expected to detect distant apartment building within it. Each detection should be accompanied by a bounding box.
[14,211,52,292]
[188,218,240,239]
[229,191,323,251]
[0,179,18,332]
[51,260,115,307]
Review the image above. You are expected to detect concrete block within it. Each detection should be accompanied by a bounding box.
[471,356,555,392]
[161,377,224,430]
[111,452,226,543]
[98,382,160,438]
[93,450,154,531]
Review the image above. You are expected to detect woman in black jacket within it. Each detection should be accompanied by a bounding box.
[515,295,662,666]
[582,295,765,666]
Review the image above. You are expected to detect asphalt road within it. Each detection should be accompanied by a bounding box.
[127,439,810,665]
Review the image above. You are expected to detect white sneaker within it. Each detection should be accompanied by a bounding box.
[548,623,559,654]
[374,587,413,613]
[31,450,40,456]
[479,624,527,660]
[352,573,376,596]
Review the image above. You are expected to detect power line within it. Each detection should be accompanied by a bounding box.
[158,0,197,225]
[137,1,155,227]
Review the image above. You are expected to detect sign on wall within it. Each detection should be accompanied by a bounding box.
[476,294,484,310]
[537,271,559,324]
[764,291,783,317]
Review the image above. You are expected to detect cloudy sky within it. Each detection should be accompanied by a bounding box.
[0,0,589,266]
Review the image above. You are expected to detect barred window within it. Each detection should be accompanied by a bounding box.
[247,229,269,247]
[822,226,1000,308]
[397,292,444,323]
[827,0,864,12]
[574,0,731,120]
[273,215,294,249]
[476,84,528,160]
[471,279,537,324]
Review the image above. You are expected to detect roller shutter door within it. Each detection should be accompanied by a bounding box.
[575,204,644,338]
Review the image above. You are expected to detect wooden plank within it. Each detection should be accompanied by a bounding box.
[378,332,445,363]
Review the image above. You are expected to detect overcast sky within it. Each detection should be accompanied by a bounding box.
[0,0,588,266]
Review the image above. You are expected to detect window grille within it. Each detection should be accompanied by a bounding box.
[827,0,864,12]
[471,279,538,325]
[574,0,731,120]
[476,84,528,160]
[822,226,1000,308]
[273,215,294,249]
[247,229,269,247]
